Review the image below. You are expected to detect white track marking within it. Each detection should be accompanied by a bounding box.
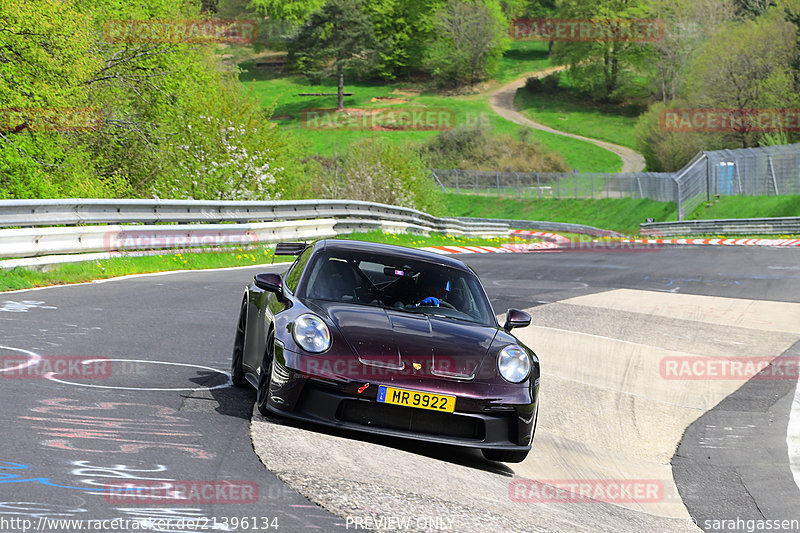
[0,346,42,373]
[44,359,231,391]
[2,263,288,295]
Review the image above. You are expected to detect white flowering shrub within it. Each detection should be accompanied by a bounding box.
[153,115,282,201]
[322,138,440,214]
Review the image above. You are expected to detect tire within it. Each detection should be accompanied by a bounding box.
[231,301,249,388]
[481,449,529,463]
[256,331,275,417]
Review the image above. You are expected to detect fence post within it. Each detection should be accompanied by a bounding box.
[496,171,500,197]
[515,172,520,198]
[674,177,682,221]
[455,170,460,194]
[474,171,477,195]
[591,174,595,199]
[430,169,446,193]
[768,156,779,195]
[556,175,560,199]
[536,173,541,199]
[573,170,578,199]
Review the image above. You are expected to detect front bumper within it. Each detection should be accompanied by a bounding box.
[267,349,537,450]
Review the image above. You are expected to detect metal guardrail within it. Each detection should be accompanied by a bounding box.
[640,217,800,237]
[0,198,503,232]
[0,199,509,266]
[457,217,625,238]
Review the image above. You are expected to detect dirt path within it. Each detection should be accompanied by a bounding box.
[489,66,646,173]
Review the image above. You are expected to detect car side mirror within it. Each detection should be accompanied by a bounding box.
[503,308,531,332]
[254,273,283,295]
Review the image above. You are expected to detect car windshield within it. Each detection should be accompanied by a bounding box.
[300,251,496,326]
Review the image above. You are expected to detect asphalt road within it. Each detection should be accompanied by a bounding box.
[1,246,799,532]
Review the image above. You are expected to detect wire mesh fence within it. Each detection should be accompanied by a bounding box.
[432,143,800,220]
[429,169,676,201]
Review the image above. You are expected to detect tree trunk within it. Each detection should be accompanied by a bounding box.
[337,65,344,111]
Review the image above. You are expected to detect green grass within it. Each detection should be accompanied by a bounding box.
[338,231,517,248]
[514,83,643,150]
[687,195,800,220]
[438,193,677,233]
[494,41,553,84]
[237,42,624,172]
[0,233,524,292]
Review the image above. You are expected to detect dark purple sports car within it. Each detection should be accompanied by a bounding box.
[231,239,539,462]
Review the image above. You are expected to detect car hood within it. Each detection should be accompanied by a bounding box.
[311,301,498,379]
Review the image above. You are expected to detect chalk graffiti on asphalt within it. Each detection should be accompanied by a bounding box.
[20,398,213,459]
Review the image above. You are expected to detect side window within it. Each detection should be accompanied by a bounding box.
[284,248,312,294]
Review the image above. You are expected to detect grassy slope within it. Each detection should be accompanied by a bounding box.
[239,42,622,172]
[0,233,522,292]
[687,195,800,220]
[514,81,643,150]
[438,193,677,233]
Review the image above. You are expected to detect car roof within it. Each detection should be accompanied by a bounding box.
[313,239,472,273]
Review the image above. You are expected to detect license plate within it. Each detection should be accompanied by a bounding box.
[377,385,456,413]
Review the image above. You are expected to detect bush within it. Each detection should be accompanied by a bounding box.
[634,101,725,172]
[524,73,561,94]
[419,125,569,173]
[319,138,440,214]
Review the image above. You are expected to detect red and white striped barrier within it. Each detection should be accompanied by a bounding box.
[621,238,800,247]
[422,233,800,255]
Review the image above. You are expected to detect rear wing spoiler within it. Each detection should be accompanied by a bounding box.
[272,242,308,263]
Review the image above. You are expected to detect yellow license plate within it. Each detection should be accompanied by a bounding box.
[377,386,456,413]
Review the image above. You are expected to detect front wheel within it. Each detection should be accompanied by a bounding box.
[256,331,274,416]
[231,301,248,388]
[481,449,529,463]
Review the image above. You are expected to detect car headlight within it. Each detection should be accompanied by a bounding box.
[497,345,531,383]
[293,314,331,353]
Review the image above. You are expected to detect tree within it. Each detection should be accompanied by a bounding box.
[647,0,737,103]
[247,0,326,25]
[424,0,509,87]
[364,0,441,79]
[550,0,656,101]
[289,0,379,110]
[683,11,797,147]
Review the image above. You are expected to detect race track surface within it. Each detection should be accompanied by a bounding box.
[2,246,799,532]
